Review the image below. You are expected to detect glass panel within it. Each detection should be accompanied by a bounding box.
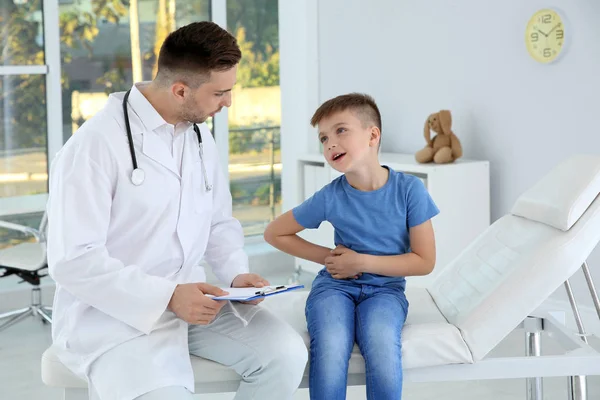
[0,74,48,198]
[0,0,45,66]
[60,0,211,138]
[60,0,132,137]
[227,0,280,236]
[140,0,211,82]
[138,0,213,130]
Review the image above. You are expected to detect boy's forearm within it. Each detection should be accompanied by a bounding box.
[269,235,331,265]
[361,253,434,277]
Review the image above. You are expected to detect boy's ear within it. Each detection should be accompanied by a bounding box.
[369,126,381,147]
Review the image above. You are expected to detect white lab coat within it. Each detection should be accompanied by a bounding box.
[46,84,250,399]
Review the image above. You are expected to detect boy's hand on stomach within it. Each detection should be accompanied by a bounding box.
[325,245,364,280]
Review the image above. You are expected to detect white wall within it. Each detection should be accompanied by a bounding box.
[280,0,600,308]
[279,0,320,211]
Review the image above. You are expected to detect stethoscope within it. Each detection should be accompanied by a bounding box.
[122,89,212,191]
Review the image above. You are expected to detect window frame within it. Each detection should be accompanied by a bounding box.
[210,0,230,186]
[0,0,63,216]
[0,0,230,216]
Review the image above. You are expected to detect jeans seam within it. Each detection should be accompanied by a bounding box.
[355,306,376,400]
[306,287,356,400]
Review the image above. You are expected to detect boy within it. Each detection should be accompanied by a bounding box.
[264,93,439,399]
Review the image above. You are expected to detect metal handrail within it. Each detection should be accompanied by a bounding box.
[229,125,281,223]
[0,220,41,242]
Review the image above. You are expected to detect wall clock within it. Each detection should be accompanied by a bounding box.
[525,9,567,63]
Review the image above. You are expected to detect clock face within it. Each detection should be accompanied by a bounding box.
[525,9,566,63]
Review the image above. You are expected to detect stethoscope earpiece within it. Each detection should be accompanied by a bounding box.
[123,89,212,191]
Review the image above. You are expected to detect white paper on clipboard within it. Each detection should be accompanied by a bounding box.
[206,284,304,301]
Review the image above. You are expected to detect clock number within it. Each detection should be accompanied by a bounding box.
[530,32,539,42]
[543,48,552,58]
[541,14,552,23]
[556,29,564,39]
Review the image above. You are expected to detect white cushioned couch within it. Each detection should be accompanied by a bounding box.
[42,154,600,398]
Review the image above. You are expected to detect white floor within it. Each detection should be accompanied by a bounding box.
[1,269,599,399]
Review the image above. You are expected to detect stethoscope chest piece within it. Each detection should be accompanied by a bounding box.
[131,168,145,186]
[123,88,212,190]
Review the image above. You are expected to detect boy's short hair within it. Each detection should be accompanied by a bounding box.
[310,93,382,135]
[156,21,241,87]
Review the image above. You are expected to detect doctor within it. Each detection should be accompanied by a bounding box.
[46,21,307,400]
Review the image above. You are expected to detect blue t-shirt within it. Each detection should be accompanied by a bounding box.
[293,166,440,288]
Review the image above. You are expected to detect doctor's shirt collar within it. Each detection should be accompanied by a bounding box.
[128,82,173,133]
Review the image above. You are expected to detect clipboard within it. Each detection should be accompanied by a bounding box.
[207,284,304,301]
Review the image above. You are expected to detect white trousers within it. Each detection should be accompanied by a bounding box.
[135,386,193,399]
[91,303,308,400]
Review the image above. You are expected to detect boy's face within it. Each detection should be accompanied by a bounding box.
[318,109,379,173]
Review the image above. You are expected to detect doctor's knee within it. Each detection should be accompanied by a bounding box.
[265,329,308,380]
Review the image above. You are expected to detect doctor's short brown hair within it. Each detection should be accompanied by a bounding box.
[310,93,382,138]
[156,21,241,86]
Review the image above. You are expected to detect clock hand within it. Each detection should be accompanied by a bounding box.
[536,28,548,37]
[546,23,560,36]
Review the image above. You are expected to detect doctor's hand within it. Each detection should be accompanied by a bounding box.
[168,283,229,325]
[231,273,270,305]
[325,245,364,280]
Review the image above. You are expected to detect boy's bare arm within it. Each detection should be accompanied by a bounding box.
[362,220,436,276]
[327,220,436,278]
[264,210,332,265]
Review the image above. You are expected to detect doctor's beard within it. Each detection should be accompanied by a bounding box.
[180,99,209,124]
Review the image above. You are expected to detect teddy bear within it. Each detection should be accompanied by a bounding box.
[415,109,463,164]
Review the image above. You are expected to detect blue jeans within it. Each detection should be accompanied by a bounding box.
[305,270,409,400]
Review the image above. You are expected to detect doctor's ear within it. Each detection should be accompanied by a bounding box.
[171,83,189,102]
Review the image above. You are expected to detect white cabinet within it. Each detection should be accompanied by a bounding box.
[295,152,490,287]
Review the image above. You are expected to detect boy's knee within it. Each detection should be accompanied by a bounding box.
[309,330,355,370]
[363,326,402,358]
[311,329,352,352]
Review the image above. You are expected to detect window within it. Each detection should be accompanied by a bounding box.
[0,0,55,287]
[1,0,279,252]
[0,0,283,295]
[0,1,47,201]
[60,0,211,138]
[226,0,281,236]
[0,0,61,218]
